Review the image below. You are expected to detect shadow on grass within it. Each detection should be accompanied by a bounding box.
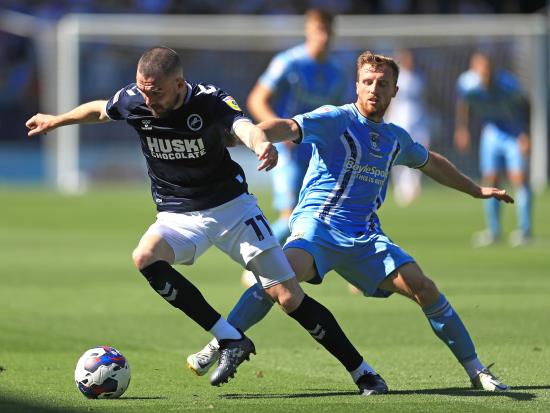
[0,395,167,412]
[222,385,548,402]
[0,398,81,413]
[390,387,536,401]
[121,396,167,400]
[222,390,357,399]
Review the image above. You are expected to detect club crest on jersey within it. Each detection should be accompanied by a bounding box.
[187,114,203,131]
[369,132,380,151]
[223,96,242,112]
[141,119,153,131]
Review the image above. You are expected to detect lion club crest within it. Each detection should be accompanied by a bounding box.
[187,114,203,131]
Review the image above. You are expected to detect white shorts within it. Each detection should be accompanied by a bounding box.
[142,193,295,288]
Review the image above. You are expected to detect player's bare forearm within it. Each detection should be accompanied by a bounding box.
[26,100,110,137]
[233,121,278,171]
[421,151,514,203]
[258,118,300,143]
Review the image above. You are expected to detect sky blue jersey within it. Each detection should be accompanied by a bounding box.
[290,104,429,234]
[456,69,528,136]
[259,44,347,117]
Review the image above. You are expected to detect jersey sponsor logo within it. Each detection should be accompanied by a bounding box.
[344,159,388,185]
[187,114,203,131]
[223,96,242,112]
[146,136,206,160]
[141,120,152,130]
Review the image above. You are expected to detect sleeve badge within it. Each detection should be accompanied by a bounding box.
[223,96,242,112]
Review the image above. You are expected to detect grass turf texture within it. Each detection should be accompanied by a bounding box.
[0,185,549,413]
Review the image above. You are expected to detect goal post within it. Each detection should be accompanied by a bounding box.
[47,13,548,193]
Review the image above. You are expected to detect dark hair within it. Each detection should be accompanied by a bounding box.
[305,8,334,26]
[356,50,400,85]
[137,46,183,78]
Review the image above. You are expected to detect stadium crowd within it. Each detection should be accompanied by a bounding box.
[1,0,547,16]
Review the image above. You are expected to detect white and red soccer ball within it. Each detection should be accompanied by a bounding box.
[74,346,131,399]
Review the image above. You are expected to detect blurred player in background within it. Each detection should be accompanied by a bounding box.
[189,50,512,393]
[454,51,532,247]
[242,8,347,287]
[26,47,381,392]
[386,48,431,207]
[247,9,347,243]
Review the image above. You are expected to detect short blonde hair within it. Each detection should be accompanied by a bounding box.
[356,51,399,85]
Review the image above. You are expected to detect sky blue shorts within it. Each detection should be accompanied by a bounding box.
[283,216,415,297]
[480,124,526,175]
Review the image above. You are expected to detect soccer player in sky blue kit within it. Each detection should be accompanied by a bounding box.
[454,51,532,247]
[25,47,381,391]
[189,50,512,392]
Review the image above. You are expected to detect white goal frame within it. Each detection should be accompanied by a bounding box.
[19,13,550,192]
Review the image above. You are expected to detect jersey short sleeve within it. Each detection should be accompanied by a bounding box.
[258,51,292,92]
[106,84,141,120]
[206,86,250,131]
[292,105,348,148]
[392,124,429,168]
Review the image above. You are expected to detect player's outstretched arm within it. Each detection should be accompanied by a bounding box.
[420,150,514,203]
[233,120,278,171]
[26,100,111,137]
[257,118,301,143]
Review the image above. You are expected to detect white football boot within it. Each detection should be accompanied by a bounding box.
[187,340,220,376]
[471,364,509,391]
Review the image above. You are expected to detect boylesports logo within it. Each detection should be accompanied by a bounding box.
[187,114,203,131]
[345,159,387,185]
[146,136,206,160]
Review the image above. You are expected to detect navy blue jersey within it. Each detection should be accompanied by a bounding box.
[106,82,250,212]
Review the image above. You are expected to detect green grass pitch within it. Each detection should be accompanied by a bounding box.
[1,184,549,413]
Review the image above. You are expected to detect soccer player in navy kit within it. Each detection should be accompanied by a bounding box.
[26,47,378,390]
[190,51,513,392]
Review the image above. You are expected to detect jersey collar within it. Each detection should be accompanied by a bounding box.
[352,103,385,128]
[183,82,193,105]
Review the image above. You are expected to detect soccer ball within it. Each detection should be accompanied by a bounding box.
[74,346,131,399]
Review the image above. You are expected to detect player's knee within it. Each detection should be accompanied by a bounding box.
[278,291,303,313]
[264,281,304,313]
[131,247,156,270]
[417,277,439,305]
